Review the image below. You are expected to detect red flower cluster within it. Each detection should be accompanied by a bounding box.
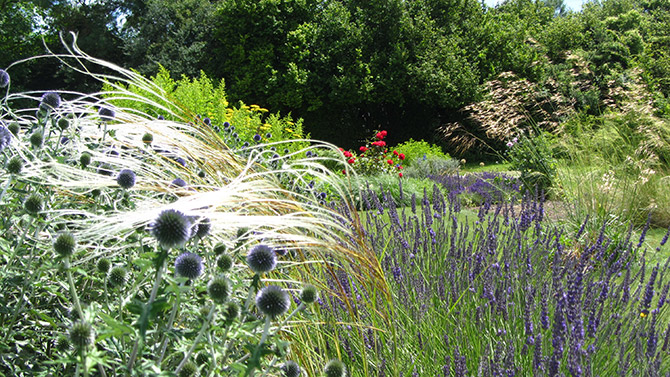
[338,130,404,177]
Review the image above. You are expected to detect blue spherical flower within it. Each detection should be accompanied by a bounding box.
[116,169,136,189]
[0,69,9,88]
[0,124,12,153]
[40,91,61,110]
[203,117,211,126]
[255,285,290,318]
[194,217,211,239]
[171,178,187,188]
[175,252,203,279]
[98,106,116,122]
[265,132,272,139]
[253,134,262,142]
[175,157,187,167]
[150,209,193,249]
[157,115,165,120]
[281,361,301,377]
[246,244,277,273]
[324,359,347,377]
[223,122,230,130]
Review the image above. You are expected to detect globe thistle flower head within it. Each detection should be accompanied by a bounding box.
[324,359,346,377]
[223,121,230,130]
[142,132,153,144]
[40,91,61,110]
[207,276,230,303]
[108,266,127,287]
[175,157,187,167]
[223,301,239,321]
[98,106,115,122]
[7,156,23,175]
[97,258,111,273]
[7,122,19,136]
[54,232,76,258]
[300,284,318,304]
[29,131,43,148]
[0,69,9,88]
[265,132,272,139]
[80,152,91,168]
[178,361,198,377]
[213,242,227,255]
[255,285,290,318]
[217,254,233,272]
[171,178,187,188]
[175,252,203,279]
[116,169,136,189]
[56,117,70,131]
[69,321,94,350]
[282,361,301,377]
[246,244,277,273]
[203,117,211,126]
[150,209,193,249]
[24,193,43,215]
[55,335,71,352]
[194,217,211,239]
[157,115,165,120]
[0,124,11,152]
[253,134,262,142]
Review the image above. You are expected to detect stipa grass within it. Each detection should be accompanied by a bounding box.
[299,185,670,376]
[0,39,370,376]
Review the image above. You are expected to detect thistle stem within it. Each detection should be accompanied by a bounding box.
[157,280,185,364]
[65,257,85,320]
[175,303,217,375]
[247,316,272,377]
[126,258,166,372]
[0,175,13,203]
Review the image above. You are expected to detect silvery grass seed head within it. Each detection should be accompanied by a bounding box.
[282,361,301,377]
[7,156,23,175]
[69,321,94,350]
[24,193,43,215]
[54,232,76,258]
[175,252,203,279]
[178,361,198,377]
[255,285,290,318]
[150,209,193,249]
[217,254,233,272]
[246,244,277,273]
[30,131,43,148]
[116,169,136,189]
[97,258,111,273]
[79,152,91,168]
[109,266,127,287]
[0,69,9,88]
[0,124,11,152]
[40,91,61,110]
[300,284,318,304]
[207,276,230,303]
[324,359,346,377]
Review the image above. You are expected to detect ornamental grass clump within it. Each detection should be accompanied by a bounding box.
[0,41,363,376]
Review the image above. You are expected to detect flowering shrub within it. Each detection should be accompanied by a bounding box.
[393,138,449,167]
[339,130,405,177]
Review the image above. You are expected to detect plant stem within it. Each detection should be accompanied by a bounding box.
[157,280,185,364]
[175,303,217,375]
[247,316,272,377]
[65,257,85,320]
[0,175,13,203]
[126,258,166,373]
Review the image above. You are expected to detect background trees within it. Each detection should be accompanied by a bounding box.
[2,0,669,152]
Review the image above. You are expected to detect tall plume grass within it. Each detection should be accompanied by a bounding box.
[0,36,396,375]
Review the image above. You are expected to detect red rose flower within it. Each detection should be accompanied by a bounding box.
[375,132,384,140]
[393,150,399,156]
[343,151,352,158]
[387,159,393,165]
[399,153,405,160]
[398,172,403,177]
[347,158,355,164]
[381,130,387,137]
[359,146,368,152]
